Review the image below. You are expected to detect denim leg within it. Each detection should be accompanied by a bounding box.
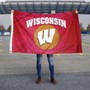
[47,54,54,79]
[36,54,42,78]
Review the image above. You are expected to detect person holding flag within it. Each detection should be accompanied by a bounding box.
[36,54,56,84]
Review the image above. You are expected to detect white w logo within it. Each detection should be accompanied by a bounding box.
[37,29,55,46]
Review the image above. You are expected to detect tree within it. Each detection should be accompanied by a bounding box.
[0,25,5,31]
[80,23,84,31]
[87,24,90,32]
[7,25,11,32]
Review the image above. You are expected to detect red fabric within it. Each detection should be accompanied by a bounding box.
[10,10,82,54]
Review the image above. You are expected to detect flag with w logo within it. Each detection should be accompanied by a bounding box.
[10,10,82,54]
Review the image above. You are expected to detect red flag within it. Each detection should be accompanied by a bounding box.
[10,10,82,54]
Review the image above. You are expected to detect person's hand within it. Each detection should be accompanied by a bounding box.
[75,9,78,13]
[11,10,14,13]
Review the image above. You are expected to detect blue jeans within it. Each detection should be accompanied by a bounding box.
[36,54,54,79]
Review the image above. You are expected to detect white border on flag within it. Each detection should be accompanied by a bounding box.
[10,10,14,53]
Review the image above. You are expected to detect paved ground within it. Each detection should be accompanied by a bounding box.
[0,72,90,90]
[0,34,90,90]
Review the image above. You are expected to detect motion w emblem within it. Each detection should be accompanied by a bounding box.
[37,29,55,46]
